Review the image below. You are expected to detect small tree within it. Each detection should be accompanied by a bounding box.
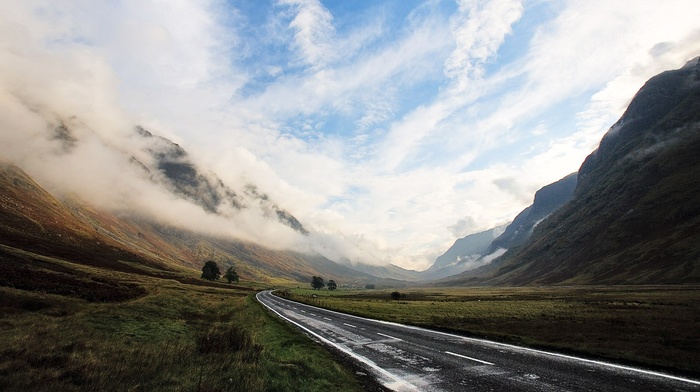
[327,280,337,291]
[365,284,375,289]
[224,266,239,283]
[390,291,401,300]
[311,276,325,290]
[201,260,221,281]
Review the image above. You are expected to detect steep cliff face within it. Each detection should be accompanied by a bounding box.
[577,57,700,196]
[487,57,700,285]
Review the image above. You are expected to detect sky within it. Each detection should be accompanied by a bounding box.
[1,0,699,271]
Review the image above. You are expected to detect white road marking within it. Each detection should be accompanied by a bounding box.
[324,317,332,321]
[310,313,317,316]
[377,332,402,341]
[445,351,495,366]
[343,322,357,328]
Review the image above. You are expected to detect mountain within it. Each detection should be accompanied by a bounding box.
[487,173,577,253]
[346,262,422,282]
[442,56,700,286]
[425,172,576,281]
[132,125,308,235]
[0,160,384,285]
[0,159,174,273]
[421,228,502,280]
[1,98,421,284]
[36,114,309,240]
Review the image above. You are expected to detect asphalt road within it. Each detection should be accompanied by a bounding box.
[256,290,700,392]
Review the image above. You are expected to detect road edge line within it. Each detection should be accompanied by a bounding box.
[269,290,700,386]
[256,291,421,392]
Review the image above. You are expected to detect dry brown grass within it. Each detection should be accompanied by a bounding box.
[0,248,368,392]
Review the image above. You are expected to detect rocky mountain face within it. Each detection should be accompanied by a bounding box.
[133,126,308,235]
[442,57,700,286]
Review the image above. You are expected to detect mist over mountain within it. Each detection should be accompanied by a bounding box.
[0,84,329,254]
[487,173,577,253]
[132,125,308,235]
[440,57,700,286]
[0,84,419,279]
[425,172,576,281]
[421,227,503,280]
[0,159,395,285]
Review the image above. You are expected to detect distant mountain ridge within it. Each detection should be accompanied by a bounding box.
[421,228,502,280]
[441,56,700,286]
[487,173,577,253]
[426,172,577,281]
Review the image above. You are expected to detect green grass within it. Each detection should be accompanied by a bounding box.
[0,252,369,392]
[280,286,700,376]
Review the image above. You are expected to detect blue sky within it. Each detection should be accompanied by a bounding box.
[2,0,700,270]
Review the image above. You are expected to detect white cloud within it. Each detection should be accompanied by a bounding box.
[445,0,523,90]
[277,0,336,70]
[242,11,450,121]
[377,0,524,173]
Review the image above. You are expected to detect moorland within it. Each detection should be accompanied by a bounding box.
[0,245,381,392]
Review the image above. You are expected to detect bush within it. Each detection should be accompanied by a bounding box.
[201,261,221,281]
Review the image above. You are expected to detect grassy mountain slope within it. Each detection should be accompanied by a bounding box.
[0,160,173,273]
[0,160,381,285]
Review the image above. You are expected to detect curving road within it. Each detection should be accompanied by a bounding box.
[257,290,700,392]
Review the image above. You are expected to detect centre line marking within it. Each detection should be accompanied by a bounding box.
[445,351,494,366]
[324,317,332,321]
[377,332,402,341]
[343,322,357,328]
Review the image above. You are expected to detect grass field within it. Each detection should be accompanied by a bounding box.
[3,241,698,390]
[279,285,700,376]
[0,247,373,392]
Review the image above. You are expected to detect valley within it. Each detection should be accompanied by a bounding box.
[1,3,700,389]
